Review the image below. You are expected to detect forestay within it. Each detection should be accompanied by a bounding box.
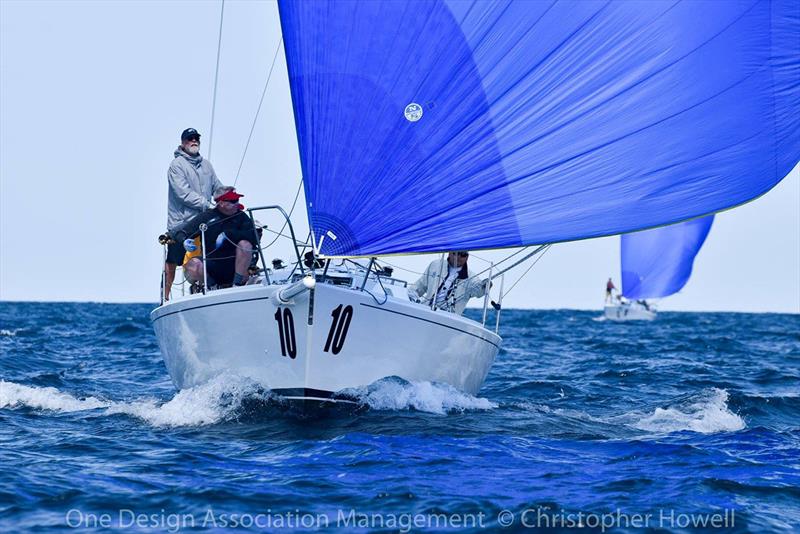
[278,0,799,257]
[621,216,714,300]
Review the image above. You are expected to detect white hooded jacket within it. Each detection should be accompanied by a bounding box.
[166,147,223,231]
[412,257,489,315]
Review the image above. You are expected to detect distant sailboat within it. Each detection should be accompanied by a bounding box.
[605,216,714,321]
[151,1,799,404]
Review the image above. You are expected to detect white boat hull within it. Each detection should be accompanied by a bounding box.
[603,303,656,321]
[151,282,501,400]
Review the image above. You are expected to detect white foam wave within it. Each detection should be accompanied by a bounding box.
[0,380,108,411]
[348,379,497,414]
[2,375,493,423]
[106,375,268,427]
[633,388,745,434]
[592,316,607,322]
[0,329,19,337]
[0,375,270,428]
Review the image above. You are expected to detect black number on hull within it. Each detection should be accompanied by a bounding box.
[324,304,353,355]
[274,308,297,359]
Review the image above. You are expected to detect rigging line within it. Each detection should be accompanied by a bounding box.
[375,259,424,276]
[467,246,532,280]
[233,36,284,186]
[503,244,552,297]
[285,231,313,279]
[364,274,389,305]
[261,226,305,246]
[486,244,549,280]
[382,246,533,287]
[207,0,225,159]
[379,246,533,283]
[468,252,493,263]
[446,245,552,309]
[260,177,303,249]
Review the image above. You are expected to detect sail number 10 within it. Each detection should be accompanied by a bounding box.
[324,304,353,355]
[273,305,354,358]
[274,308,297,358]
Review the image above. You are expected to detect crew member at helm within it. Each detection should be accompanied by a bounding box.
[412,251,490,315]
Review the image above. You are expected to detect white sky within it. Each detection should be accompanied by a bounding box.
[1,0,798,313]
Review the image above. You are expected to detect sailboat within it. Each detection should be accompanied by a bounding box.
[605,216,714,322]
[151,1,799,404]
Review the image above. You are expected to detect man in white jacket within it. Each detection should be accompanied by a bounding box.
[413,251,490,315]
[163,128,223,300]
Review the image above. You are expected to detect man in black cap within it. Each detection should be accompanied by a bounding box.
[163,127,222,300]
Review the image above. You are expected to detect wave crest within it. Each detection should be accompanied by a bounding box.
[0,376,271,428]
[106,376,271,427]
[0,380,107,412]
[343,377,497,414]
[633,388,745,434]
[1,375,494,425]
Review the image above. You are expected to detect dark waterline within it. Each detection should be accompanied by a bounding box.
[1,302,798,532]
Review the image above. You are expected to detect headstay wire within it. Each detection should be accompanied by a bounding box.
[233,36,284,186]
[207,0,225,159]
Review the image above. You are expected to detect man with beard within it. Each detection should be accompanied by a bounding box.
[163,128,222,299]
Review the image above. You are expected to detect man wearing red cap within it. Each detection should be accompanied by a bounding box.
[169,186,259,289]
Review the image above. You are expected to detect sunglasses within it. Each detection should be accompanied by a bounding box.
[185,136,200,143]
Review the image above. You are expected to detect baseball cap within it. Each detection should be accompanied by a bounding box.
[215,190,244,202]
[181,128,201,141]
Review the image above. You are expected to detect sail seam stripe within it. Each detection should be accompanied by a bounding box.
[381,0,760,248]
[439,62,769,248]
[486,0,758,167]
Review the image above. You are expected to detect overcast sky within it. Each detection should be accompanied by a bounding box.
[1,0,798,313]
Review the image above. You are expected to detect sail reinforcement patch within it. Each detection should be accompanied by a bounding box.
[404,103,422,122]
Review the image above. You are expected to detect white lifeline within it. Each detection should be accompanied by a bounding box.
[151,272,501,401]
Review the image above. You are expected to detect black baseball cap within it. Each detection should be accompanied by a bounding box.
[181,128,201,141]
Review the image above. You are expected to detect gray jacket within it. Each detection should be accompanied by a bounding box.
[412,257,489,315]
[166,147,223,231]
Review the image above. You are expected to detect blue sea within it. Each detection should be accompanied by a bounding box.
[1,302,798,532]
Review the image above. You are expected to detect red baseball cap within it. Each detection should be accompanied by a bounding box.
[215,190,244,202]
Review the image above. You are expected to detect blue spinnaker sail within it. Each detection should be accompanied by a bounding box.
[278,0,799,257]
[621,216,714,300]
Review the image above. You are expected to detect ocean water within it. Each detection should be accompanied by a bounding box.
[1,302,798,533]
